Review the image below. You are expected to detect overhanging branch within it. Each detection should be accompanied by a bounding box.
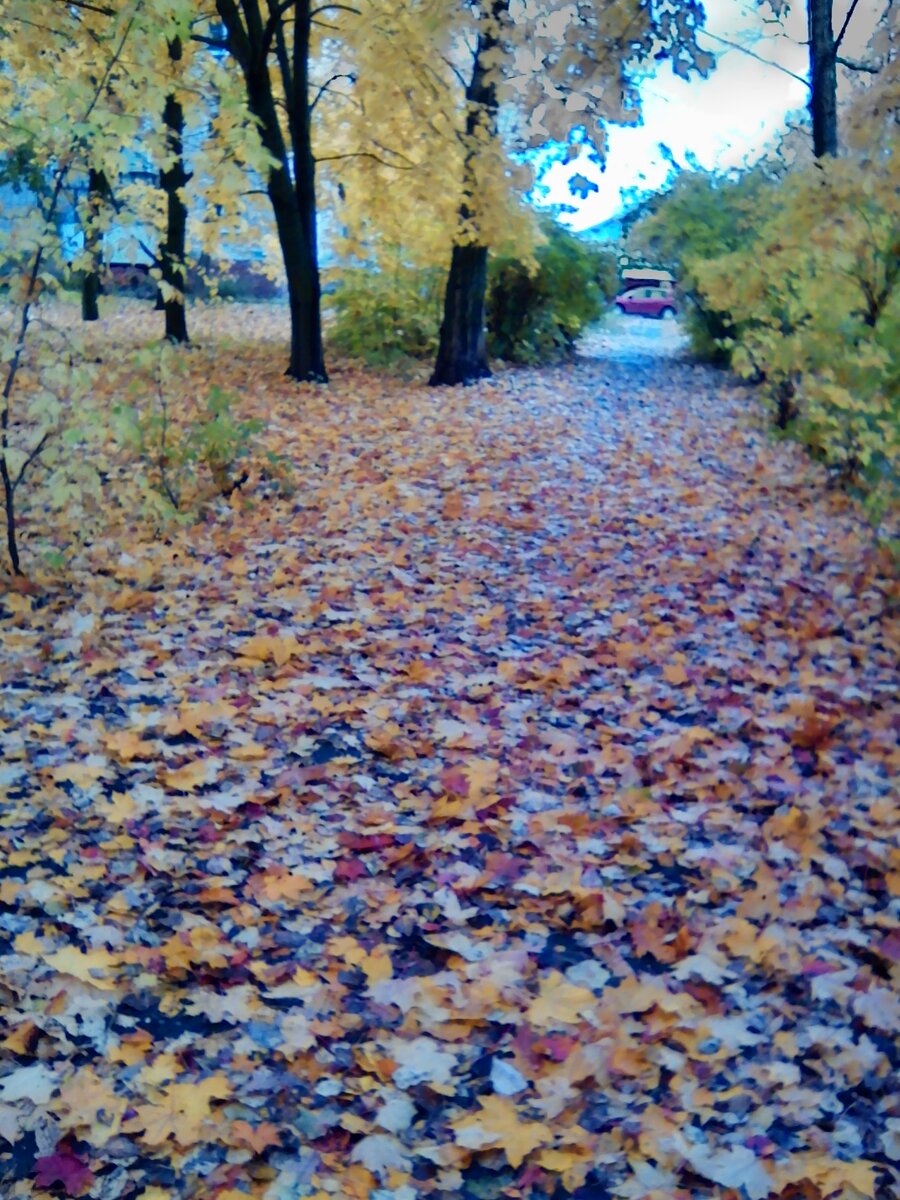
[698,28,809,87]
[834,0,861,52]
[310,72,356,111]
[315,150,414,169]
[836,55,879,73]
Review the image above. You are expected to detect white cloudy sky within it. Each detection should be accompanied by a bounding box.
[536,0,883,229]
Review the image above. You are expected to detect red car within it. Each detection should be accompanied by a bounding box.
[615,286,677,319]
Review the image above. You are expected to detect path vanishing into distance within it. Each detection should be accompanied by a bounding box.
[1,309,897,1200]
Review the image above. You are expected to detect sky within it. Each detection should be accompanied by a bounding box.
[535,0,882,230]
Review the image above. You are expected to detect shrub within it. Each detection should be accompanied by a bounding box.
[326,262,443,365]
[633,157,899,519]
[631,170,772,364]
[325,226,612,370]
[486,219,614,364]
[113,350,266,516]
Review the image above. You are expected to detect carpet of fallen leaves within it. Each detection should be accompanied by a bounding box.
[1,304,898,1200]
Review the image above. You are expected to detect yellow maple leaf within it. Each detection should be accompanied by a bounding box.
[228,742,268,761]
[158,932,198,972]
[463,758,499,800]
[526,972,596,1027]
[164,700,237,738]
[13,930,45,956]
[111,589,153,612]
[328,935,368,965]
[129,1075,231,1147]
[228,1119,281,1155]
[771,1151,878,1199]
[451,1095,550,1168]
[237,634,300,665]
[127,1103,184,1147]
[662,662,689,686]
[137,1054,181,1088]
[56,1066,127,1144]
[162,758,218,792]
[109,1029,154,1066]
[101,792,137,824]
[260,869,313,902]
[43,946,119,990]
[51,762,106,788]
[360,946,393,984]
[105,728,152,762]
[536,1145,592,1190]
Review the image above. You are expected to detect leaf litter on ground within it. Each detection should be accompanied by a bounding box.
[0,304,898,1200]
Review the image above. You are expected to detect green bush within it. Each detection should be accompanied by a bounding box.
[632,159,899,519]
[325,227,614,370]
[631,170,772,364]
[326,263,443,365]
[486,219,615,365]
[114,352,267,515]
[681,301,738,367]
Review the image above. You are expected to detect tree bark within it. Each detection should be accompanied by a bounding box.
[215,0,326,382]
[268,160,324,382]
[430,245,491,385]
[81,167,105,321]
[430,1,508,387]
[808,0,838,157]
[81,262,100,321]
[159,35,190,343]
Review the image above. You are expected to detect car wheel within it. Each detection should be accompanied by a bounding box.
[616,303,627,315]
[659,306,676,320]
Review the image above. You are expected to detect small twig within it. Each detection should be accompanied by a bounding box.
[310,72,356,112]
[315,150,414,169]
[12,432,54,490]
[309,3,361,18]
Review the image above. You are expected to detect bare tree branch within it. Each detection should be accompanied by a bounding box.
[698,28,810,87]
[836,55,879,72]
[310,3,360,18]
[315,150,414,169]
[49,0,115,14]
[12,432,53,491]
[834,0,861,52]
[192,33,230,49]
[310,71,356,111]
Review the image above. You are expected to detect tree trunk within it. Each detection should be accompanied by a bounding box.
[81,264,100,321]
[430,1,507,387]
[287,0,326,381]
[430,245,491,385]
[268,163,326,381]
[808,0,838,157]
[215,0,326,382]
[159,35,190,343]
[81,168,105,321]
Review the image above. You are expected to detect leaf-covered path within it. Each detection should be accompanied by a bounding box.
[1,318,898,1200]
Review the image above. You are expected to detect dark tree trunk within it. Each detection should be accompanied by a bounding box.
[775,378,798,429]
[430,245,490,385]
[286,0,326,381]
[81,264,100,322]
[159,35,190,343]
[268,161,325,381]
[808,0,838,157]
[215,0,326,382]
[430,1,508,387]
[81,167,105,321]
